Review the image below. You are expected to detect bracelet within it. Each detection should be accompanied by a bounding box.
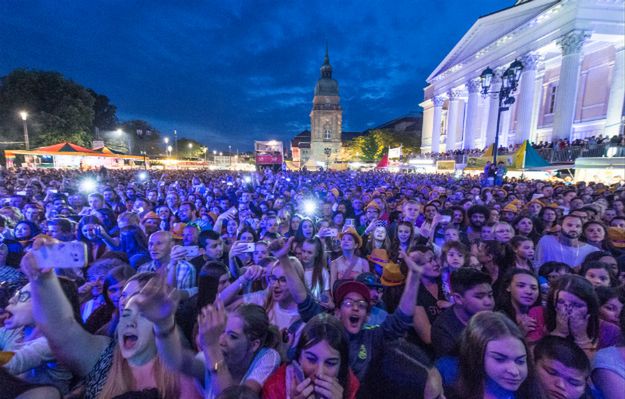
[154,321,176,339]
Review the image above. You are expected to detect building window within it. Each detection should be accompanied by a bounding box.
[324,128,332,140]
[547,85,557,114]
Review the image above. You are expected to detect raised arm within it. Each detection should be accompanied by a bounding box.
[132,277,205,380]
[396,251,423,317]
[21,238,109,377]
[270,238,308,304]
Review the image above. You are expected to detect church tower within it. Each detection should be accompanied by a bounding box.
[309,46,342,169]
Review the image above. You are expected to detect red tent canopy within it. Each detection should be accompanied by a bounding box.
[36,142,96,153]
[376,153,389,168]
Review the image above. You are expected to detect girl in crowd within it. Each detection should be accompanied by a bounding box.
[330,211,345,231]
[85,264,137,336]
[439,241,468,301]
[294,218,316,244]
[510,235,535,271]
[0,277,77,394]
[410,244,448,352]
[363,222,391,258]
[583,251,619,277]
[389,221,415,260]
[512,215,540,244]
[262,313,359,399]
[77,216,109,263]
[592,306,625,399]
[538,207,560,235]
[582,221,609,251]
[545,275,621,360]
[133,277,281,399]
[579,261,614,288]
[298,237,331,304]
[13,220,40,252]
[20,240,201,399]
[477,240,508,289]
[595,286,624,326]
[492,221,514,244]
[329,228,369,288]
[496,268,545,343]
[284,214,301,238]
[456,311,543,399]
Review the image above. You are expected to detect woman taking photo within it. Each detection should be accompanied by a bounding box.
[20,237,201,399]
[77,216,109,263]
[456,311,543,399]
[262,313,359,399]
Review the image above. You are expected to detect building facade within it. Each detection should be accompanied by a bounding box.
[308,48,343,168]
[420,0,625,153]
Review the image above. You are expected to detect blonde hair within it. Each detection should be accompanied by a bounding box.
[97,344,180,399]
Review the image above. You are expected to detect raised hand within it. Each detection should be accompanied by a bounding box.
[269,237,293,259]
[198,300,226,349]
[20,236,56,281]
[291,376,314,399]
[131,276,180,326]
[313,373,344,399]
[399,250,423,276]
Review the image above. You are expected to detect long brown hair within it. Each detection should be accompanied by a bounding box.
[458,311,543,399]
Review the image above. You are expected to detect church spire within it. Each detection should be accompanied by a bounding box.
[321,44,332,79]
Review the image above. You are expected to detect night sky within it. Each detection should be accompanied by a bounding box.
[1,0,514,150]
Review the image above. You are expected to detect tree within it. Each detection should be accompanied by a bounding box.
[344,129,421,161]
[106,120,162,155]
[0,69,96,147]
[177,138,205,159]
[88,89,118,133]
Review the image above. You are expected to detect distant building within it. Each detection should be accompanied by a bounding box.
[420,0,625,153]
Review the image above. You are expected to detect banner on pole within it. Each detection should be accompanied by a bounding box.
[388,146,401,159]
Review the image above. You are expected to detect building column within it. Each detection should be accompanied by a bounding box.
[430,96,444,153]
[605,46,625,136]
[516,53,541,144]
[446,89,463,151]
[464,78,482,149]
[485,73,503,146]
[529,67,545,143]
[552,30,591,141]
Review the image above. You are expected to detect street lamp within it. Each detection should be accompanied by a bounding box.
[115,128,132,154]
[19,111,29,150]
[480,59,524,165]
[202,146,208,163]
[167,145,173,157]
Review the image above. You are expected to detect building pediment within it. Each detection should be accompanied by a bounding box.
[428,0,560,82]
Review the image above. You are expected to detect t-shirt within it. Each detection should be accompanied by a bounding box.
[431,306,466,359]
[535,235,599,269]
[304,268,330,301]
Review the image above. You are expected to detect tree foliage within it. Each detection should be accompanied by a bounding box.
[0,69,97,147]
[346,129,420,162]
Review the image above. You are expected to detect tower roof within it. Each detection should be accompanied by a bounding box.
[314,46,339,96]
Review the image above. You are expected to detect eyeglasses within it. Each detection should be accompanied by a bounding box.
[341,299,369,311]
[9,289,31,304]
[267,275,287,285]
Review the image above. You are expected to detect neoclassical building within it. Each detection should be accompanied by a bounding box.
[420,0,625,153]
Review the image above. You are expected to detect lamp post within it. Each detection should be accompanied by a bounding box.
[140,150,147,170]
[19,111,30,150]
[167,145,173,157]
[163,137,169,156]
[174,130,178,158]
[228,145,232,167]
[480,59,524,166]
[202,147,208,164]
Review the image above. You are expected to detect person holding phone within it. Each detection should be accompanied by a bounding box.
[262,313,359,399]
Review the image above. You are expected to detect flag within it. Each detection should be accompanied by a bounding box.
[388,146,401,159]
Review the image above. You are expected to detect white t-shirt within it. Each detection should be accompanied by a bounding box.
[304,268,330,301]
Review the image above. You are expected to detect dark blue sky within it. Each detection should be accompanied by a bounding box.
[1,0,514,150]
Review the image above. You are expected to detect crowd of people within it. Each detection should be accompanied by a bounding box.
[0,166,624,399]
[418,133,625,161]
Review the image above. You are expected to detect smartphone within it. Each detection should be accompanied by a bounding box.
[183,245,201,258]
[440,215,452,224]
[345,218,355,227]
[229,207,238,215]
[15,191,27,196]
[48,189,58,194]
[243,243,255,252]
[329,228,339,237]
[291,360,305,384]
[31,241,87,269]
